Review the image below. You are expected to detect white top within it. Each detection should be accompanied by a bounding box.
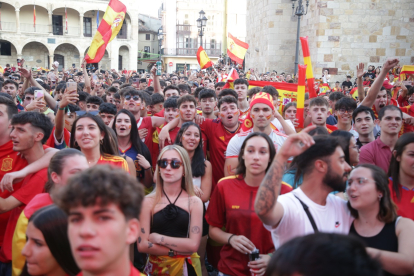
[225,129,288,158]
[192,176,201,188]
[271,118,296,134]
[264,188,354,249]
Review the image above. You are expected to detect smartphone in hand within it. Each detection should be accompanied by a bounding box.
[34,90,44,99]
[66,82,77,93]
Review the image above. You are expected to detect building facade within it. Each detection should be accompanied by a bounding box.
[137,14,161,72]
[245,0,414,81]
[0,0,139,71]
[159,0,247,73]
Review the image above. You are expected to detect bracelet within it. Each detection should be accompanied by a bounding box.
[228,234,235,245]
[58,107,65,110]
[144,166,152,171]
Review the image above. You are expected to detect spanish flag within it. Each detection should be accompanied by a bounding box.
[85,0,127,63]
[296,64,307,128]
[197,46,213,69]
[300,37,317,98]
[399,65,414,80]
[227,33,249,65]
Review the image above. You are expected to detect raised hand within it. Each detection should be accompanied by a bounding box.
[18,67,32,79]
[383,58,399,72]
[276,125,316,160]
[356,63,365,78]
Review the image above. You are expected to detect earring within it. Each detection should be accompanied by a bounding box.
[100,139,103,145]
[378,195,382,201]
[74,141,78,147]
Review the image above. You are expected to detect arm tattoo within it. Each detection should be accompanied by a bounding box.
[141,228,145,234]
[170,244,178,247]
[191,226,201,234]
[148,242,153,248]
[255,159,285,216]
[161,236,164,243]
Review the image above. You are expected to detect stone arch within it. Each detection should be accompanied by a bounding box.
[0,2,17,32]
[53,43,81,69]
[118,45,130,71]
[19,5,49,33]
[21,41,50,68]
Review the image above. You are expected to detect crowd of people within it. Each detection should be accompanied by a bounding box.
[0,56,413,276]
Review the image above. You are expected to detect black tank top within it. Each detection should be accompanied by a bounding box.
[151,190,190,238]
[349,218,409,276]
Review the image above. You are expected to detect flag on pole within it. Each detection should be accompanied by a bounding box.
[196,46,213,69]
[33,5,36,28]
[96,10,100,29]
[227,33,249,65]
[300,37,317,98]
[399,65,414,80]
[65,6,68,32]
[85,0,127,63]
[222,68,239,89]
[296,64,307,128]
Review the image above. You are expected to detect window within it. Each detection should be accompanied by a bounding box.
[52,15,63,35]
[117,23,127,39]
[210,39,215,49]
[146,34,150,40]
[83,18,92,37]
[144,46,150,52]
[0,42,12,56]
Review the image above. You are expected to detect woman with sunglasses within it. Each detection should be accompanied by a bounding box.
[207,132,293,276]
[388,133,414,220]
[174,122,212,276]
[21,205,80,276]
[69,113,130,172]
[347,164,414,276]
[112,109,153,191]
[138,145,203,276]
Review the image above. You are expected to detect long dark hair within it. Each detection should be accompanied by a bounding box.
[348,164,397,223]
[44,148,85,193]
[21,205,80,276]
[388,133,414,200]
[331,130,353,165]
[70,113,118,156]
[174,122,205,177]
[112,109,142,153]
[235,132,276,176]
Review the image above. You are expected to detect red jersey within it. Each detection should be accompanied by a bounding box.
[137,117,154,154]
[97,154,129,172]
[152,124,180,168]
[389,179,414,220]
[77,262,145,276]
[45,127,71,149]
[398,95,409,107]
[400,105,414,133]
[310,123,338,134]
[154,109,164,117]
[0,168,48,263]
[206,175,292,276]
[200,119,240,191]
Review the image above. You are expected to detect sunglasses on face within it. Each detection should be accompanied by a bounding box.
[157,158,183,169]
[125,95,140,101]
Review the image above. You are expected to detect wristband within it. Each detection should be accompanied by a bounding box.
[228,234,235,245]
[58,107,65,110]
[144,166,152,171]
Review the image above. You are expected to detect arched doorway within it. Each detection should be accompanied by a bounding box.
[84,47,110,70]
[54,43,81,70]
[0,40,18,66]
[21,42,49,68]
[119,46,129,70]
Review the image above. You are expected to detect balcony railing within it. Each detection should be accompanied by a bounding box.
[21,23,49,33]
[0,22,16,31]
[66,26,80,36]
[176,24,192,33]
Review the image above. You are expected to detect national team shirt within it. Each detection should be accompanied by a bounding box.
[400,105,414,134]
[206,175,292,275]
[76,262,146,276]
[239,107,250,121]
[154,109,164,117]
[200,119,241,191]
[137,116,154,153]
[271,118,296,134]
[226,129,288,158]
[389,179,414,220]
[0,168,48,263]
[309,123,338,134]
[97,154,129,172]
[0,141,26,247]
[152,124,181,168]
[119,144,152,181]
[12,193,53,276]
[264,187,354,249]
[46,127,71,149]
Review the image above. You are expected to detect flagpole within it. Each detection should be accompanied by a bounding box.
[33,1,35,32]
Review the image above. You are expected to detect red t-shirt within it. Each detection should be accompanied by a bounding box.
[309,123,338,134]
[152,124,180,168]
[76,262,145,276]
[206,175,292,276]
[398,95,409,108]
[400,105,414,134]
[389,179,414,220]
[0,141,27,247]
[200,119,241,192]
[0,168,48,263]
[137,117,154,154]
[154,109,164,117]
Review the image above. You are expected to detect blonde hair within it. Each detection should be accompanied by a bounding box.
[151,145,195,214]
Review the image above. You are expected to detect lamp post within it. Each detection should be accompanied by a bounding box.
[157,26,163,60]
[292,0,309,75]
[197,10,208,48]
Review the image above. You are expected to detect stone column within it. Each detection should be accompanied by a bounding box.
[79,13,84,38]
[15,8,21,34]
[49,55,54,69]
[48,10,53,34]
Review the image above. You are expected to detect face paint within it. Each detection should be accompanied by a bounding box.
[136,103,141,106]
[220,112,226,118]
[64,120,70,125]
[266,114,272,120]
[251,114,255,119]
[233,110,239,116]
[124,101,128,106]
[129,125,132,129]
[175,114,180,118]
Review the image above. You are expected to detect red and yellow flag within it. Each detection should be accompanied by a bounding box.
[197,46,213,69]
[399,65,414,80]
[296,65,307,128]
[85,0,127,63]
[300,37,317,99]
[227,33,249,65]
[33,5,36,28]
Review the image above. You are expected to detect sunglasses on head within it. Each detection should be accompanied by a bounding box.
[125,95,140,101]
[75,110,99,116]
[157,158,183,169]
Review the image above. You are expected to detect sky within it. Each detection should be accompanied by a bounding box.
[139,0,162,17]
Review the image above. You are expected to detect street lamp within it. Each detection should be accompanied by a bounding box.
[197,10,208,48]
[292,0,309,75]
[157,26,163,60]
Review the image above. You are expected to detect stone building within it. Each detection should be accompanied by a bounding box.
[159,0,247,73]
[246,0,414,82]
[0,0,139,71]
[137,14,161,72]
